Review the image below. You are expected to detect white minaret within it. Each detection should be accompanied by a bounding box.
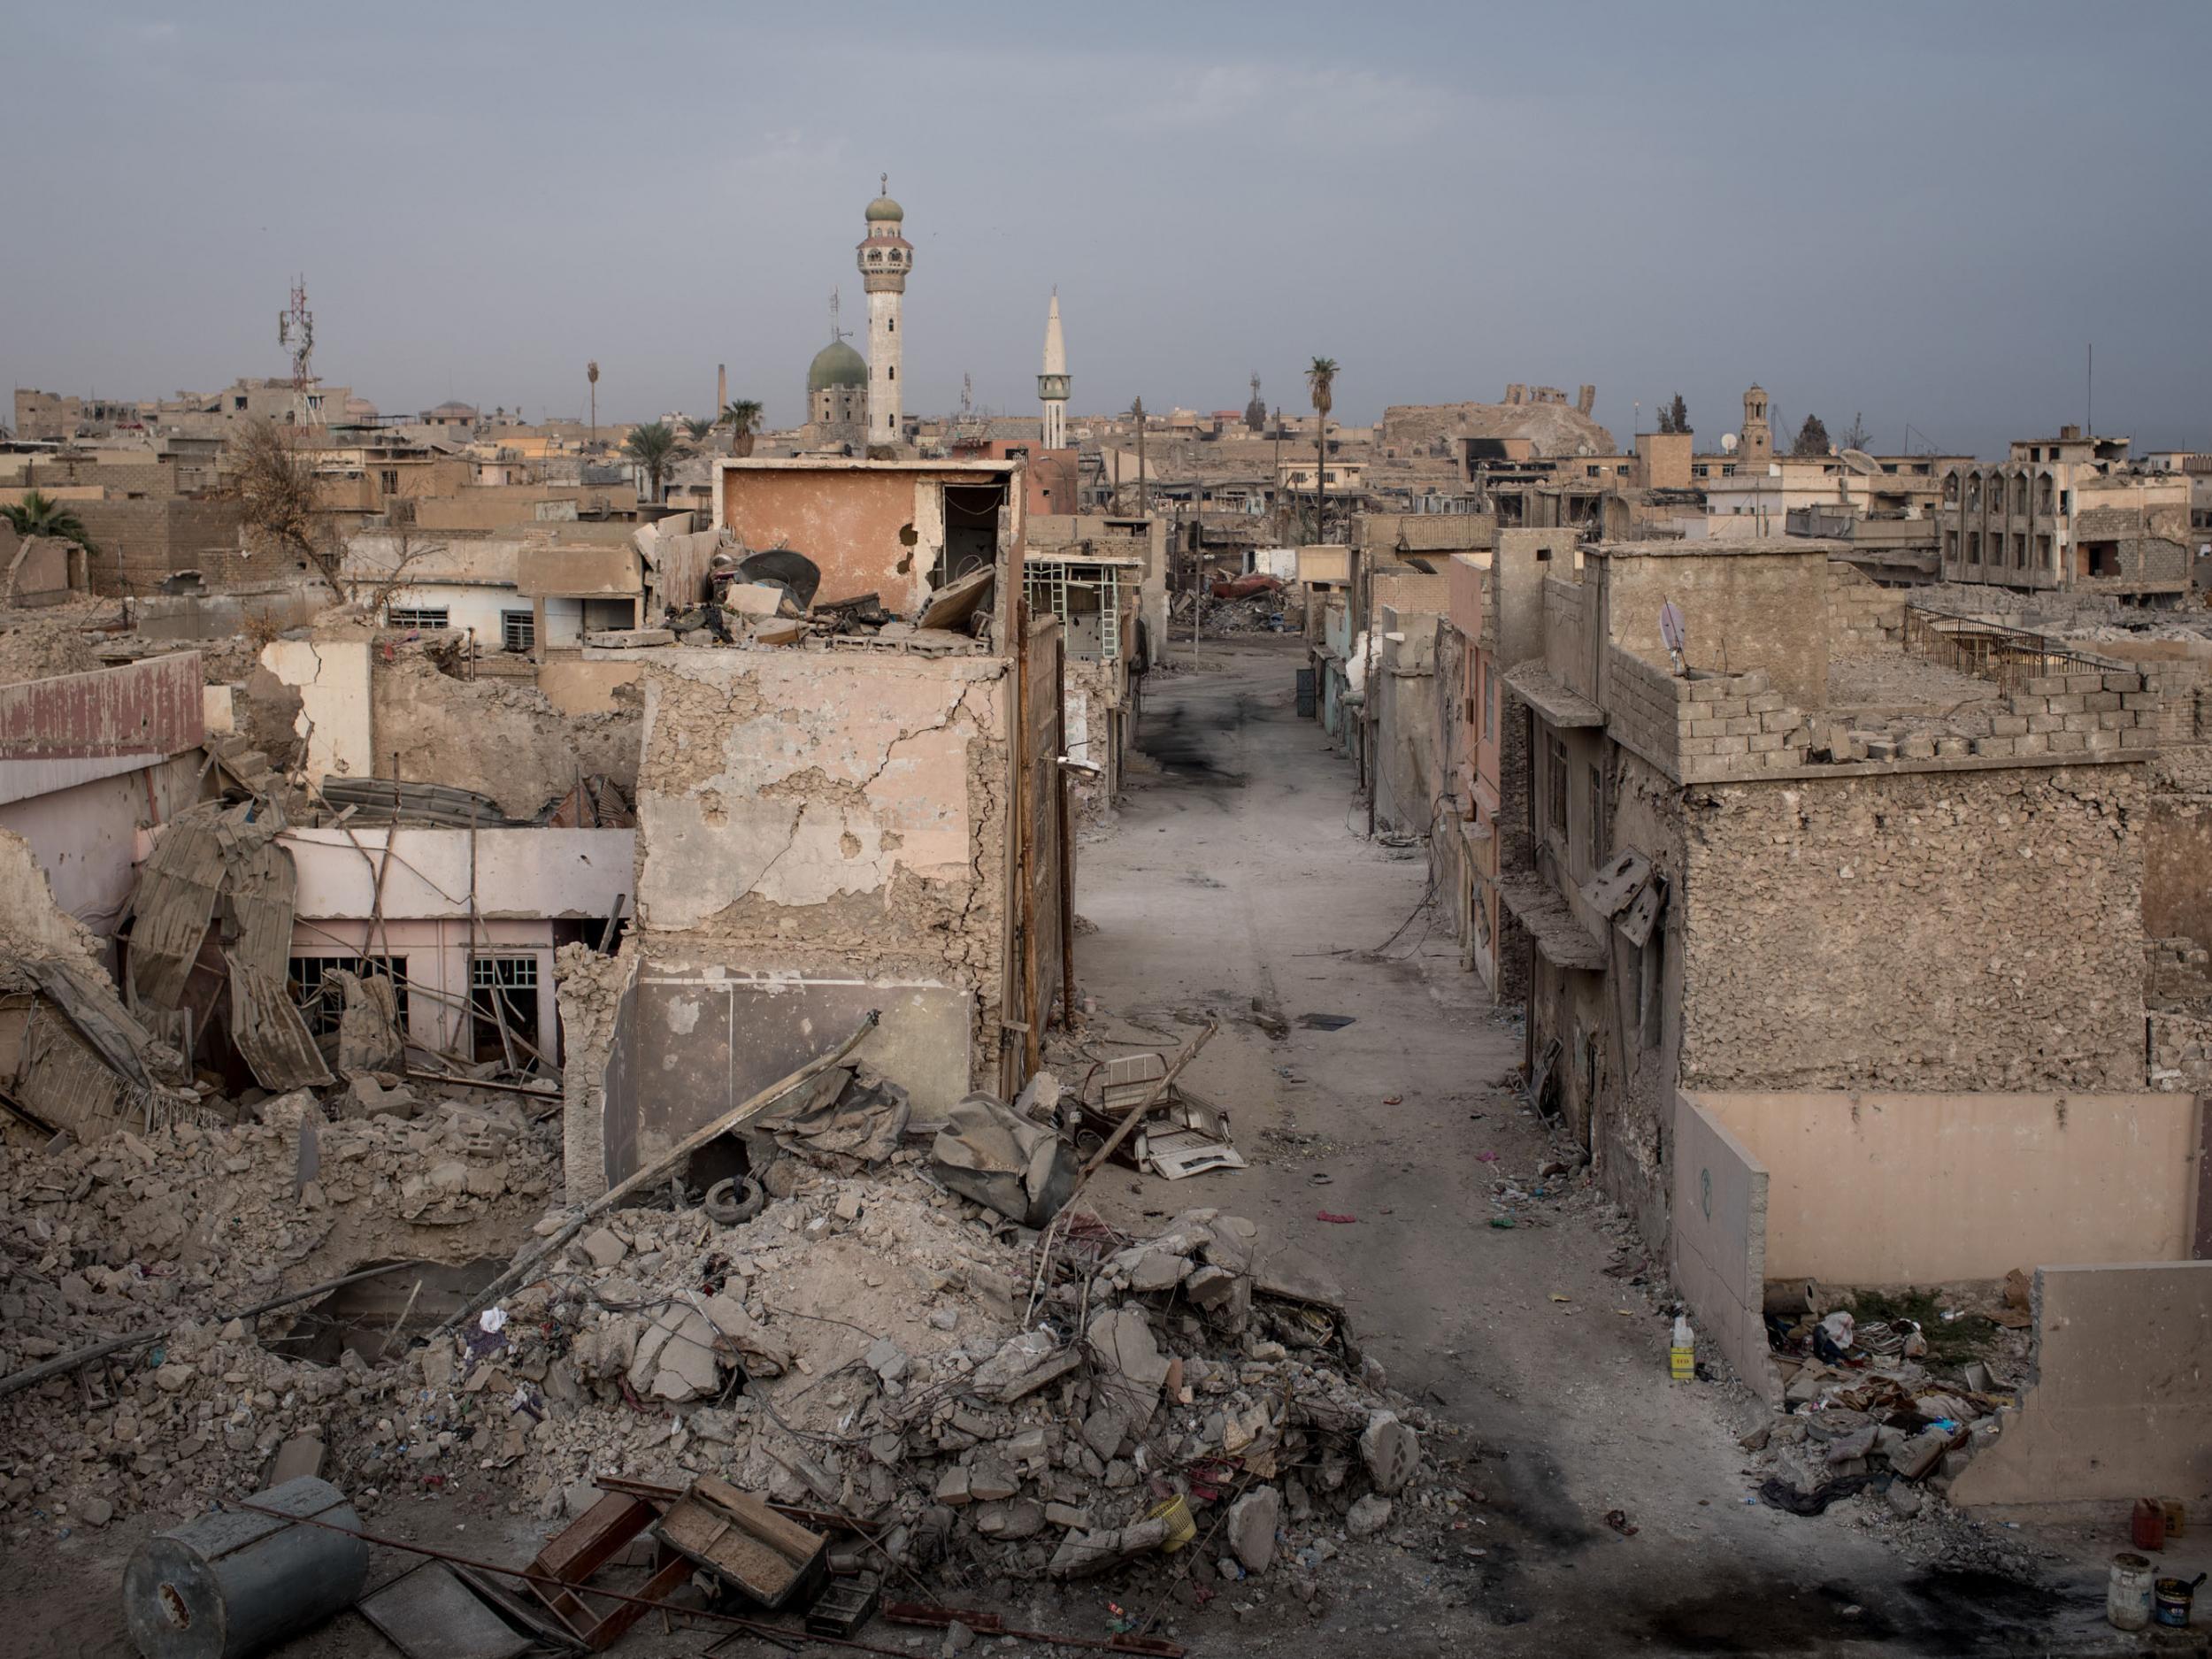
[1039,290,1070,451]
[856,175,912,445]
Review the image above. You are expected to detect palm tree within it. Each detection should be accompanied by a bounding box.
[623,421,682,501]
[2,488,95,550]
[680,416,715,442]
[1305,357,1339,543]
[718,399,764,458]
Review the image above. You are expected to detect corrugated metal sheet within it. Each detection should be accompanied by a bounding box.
[127,809,227,1009]
[19,1002,136,1140]
[227,955,331,1092]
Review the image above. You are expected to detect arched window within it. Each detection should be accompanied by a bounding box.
[1967,475,1981,511]
[2038,472,2054,513]
[1943,472,1960,505]
[2013,475,2028,514]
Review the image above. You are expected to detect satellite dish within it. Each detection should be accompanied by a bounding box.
[1660,602,1687,674]
[1720,432,1740,453]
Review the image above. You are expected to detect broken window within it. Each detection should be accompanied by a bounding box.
[938,481,1008,585]
[469,956,541,1066]
[2086,542,2123,578]
[502,609,534,653]
[289,956,410,1041]
[378,468,400,495]
[387,606,449,630]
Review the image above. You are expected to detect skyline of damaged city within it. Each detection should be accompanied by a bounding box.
[3,4,2211,1655]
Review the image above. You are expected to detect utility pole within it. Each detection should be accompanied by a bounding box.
[587,361,599,451]
[1314,409,1327,547]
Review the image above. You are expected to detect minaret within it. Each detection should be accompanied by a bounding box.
[1038,290,1070,451]
[856,175,912,445]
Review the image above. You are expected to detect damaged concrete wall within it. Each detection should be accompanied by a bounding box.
[715,466,942,612]
[630,647,1013,1130]
[1678,762,2147,1094]
[371,656,641,818]
[260,638,373,785]
[1950,1263,2212,1508]
[1372,605,1440,836]
[1693,1089,2198,1285]
[556,942,635,1202]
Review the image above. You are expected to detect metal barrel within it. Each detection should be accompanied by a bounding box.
[122,1477,368,1659]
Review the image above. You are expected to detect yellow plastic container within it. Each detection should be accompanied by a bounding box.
[1670,1345,1695,1381]
[1148,1494,1196,1554]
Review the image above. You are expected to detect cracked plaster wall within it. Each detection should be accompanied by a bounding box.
[633,650,1012,1071]
[259,638,373,787]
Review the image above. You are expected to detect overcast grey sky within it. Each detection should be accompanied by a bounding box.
[3,2,2206,457]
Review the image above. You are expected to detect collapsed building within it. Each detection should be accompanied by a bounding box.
[567,458,1076,1199]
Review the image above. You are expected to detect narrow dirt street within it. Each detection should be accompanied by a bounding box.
[1073,636,2101,1656]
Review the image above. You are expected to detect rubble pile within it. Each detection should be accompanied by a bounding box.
[371,1154,1456,1599]
[1743,1281,2033,1518]
[0,1086,558,1532]
[1171,588,1287,637]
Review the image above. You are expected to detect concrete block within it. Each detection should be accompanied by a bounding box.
[2085,729,2120,752]
[1678,736,1718,757]
[2047,694,2085,714]
[1972,736,2016,757]
[2048,731,2087,752]
[2085,692,2122,712]
[1748,732,1784,753]
[2022,675,2066,696]
[1734,671,1770,695]
[1710,734,1751,755]
[1724,716,1760,737]
[1990,715,2029,737]
[2124,692,2161,710]
[2027,713,2062,733]
[2061,713,2096,733]
[1934,735,1970,758]
[2122,727,2160,748]
[1747,693,1786,715]
[2016,732,2049,755]
[1687,679,1728,703]
[1760,710,1798,733]
[1713,699,1753,720]
[2104,672,2141,694]
[2064,673,2105,693]
[1899,734,1938,760]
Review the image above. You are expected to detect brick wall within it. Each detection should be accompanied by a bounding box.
[1603,648,1812,783]
[1679,763,2147,1094]
[1827,563,1906,657]
[1967,667,2160,760]
[75,499,250,595]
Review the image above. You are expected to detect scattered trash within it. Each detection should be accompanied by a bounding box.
[477,1308,509,1335]
[122,1478,368,1659]
[1296,1014,1356,1031]
[1316,1211,1357,1225]
[1381,1095,1402,1106]
[1488,1217,1517,1230]
[1603,1509,1639,1537]
[1756,1474,1877,1516]
[653,1476,827,1609]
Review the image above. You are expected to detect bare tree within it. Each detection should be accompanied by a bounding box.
[225,418,350,594]
[223,420,439,610]
[1839,412,1871,453]
[346,523,448,618]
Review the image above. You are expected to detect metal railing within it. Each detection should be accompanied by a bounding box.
[1901,603,2124,692]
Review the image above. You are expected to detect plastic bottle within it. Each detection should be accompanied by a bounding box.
[1670,1315,1695,1381]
